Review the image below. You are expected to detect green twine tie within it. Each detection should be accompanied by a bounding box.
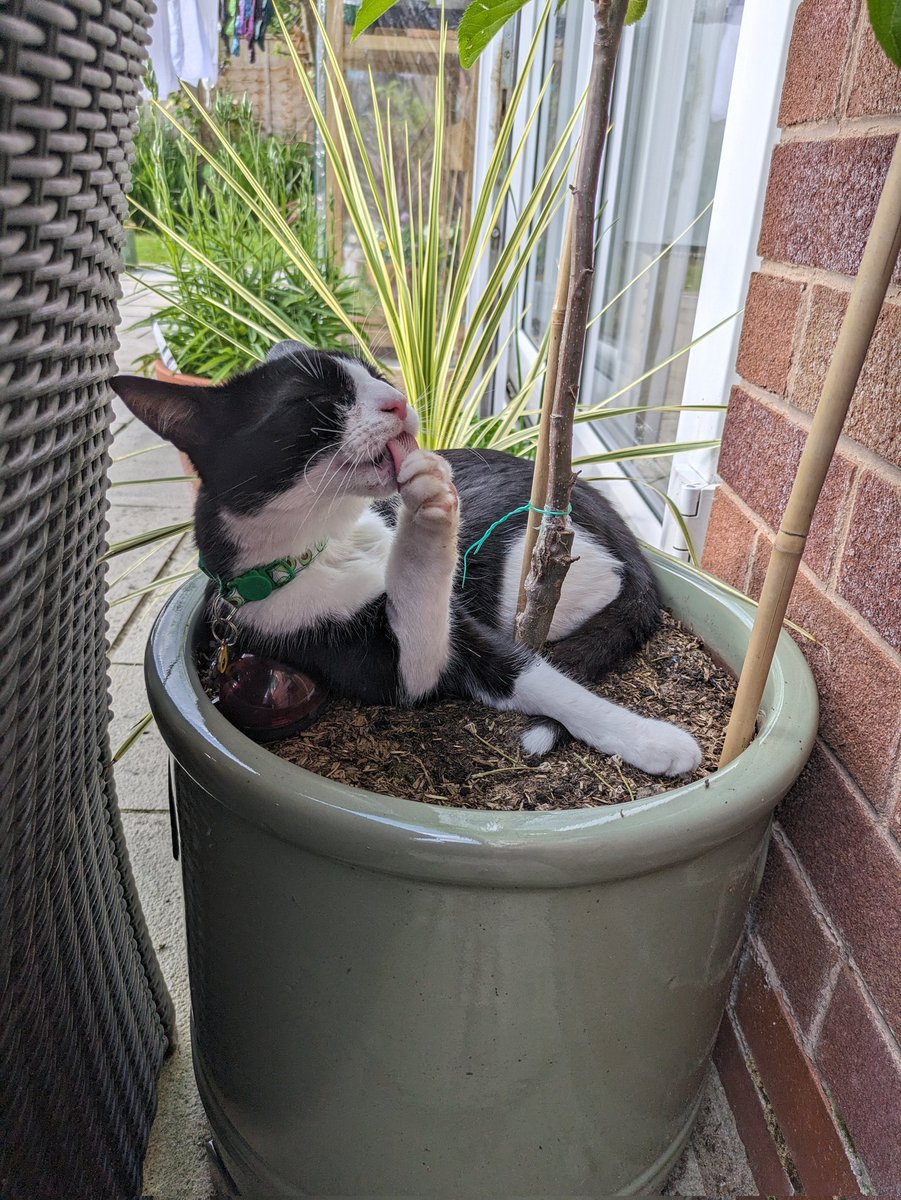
[460,502,572,587]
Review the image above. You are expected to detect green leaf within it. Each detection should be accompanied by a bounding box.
[102,521,194,560]
[643,545,818,644]
[108,566,198,607]
[113,712,154,762]
[110,442,169,463]
[352,0,399,38]
[625,0,648,25]
[458,0,531,68]
[868,0,901,66]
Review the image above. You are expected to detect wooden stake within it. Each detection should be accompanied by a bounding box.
[720,134,901,767]
[325,0,346,260]
[516,205,574,618]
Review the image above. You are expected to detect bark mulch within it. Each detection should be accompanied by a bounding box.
[269,611,737,811]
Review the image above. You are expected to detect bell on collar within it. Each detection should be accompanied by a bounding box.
[211,652,328,743]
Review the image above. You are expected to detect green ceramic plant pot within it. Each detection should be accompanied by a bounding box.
[146,551,817,1197]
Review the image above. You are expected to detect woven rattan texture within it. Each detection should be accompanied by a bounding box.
[0,3,174,1196]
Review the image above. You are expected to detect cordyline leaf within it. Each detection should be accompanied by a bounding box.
[108,566,198,607]
[111,442,170,463]
[625,0,648,25]
[107,532,185,587]
[352,0,397,38]
[643,546,818,644]
[585,475,700,564]
[113,712,154,762]
[459,0,531,68]
[868,0,901,66]
[102,521,194,560]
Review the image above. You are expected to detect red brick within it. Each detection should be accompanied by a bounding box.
[736,273,805,396]
[847,18,901,118]
[779,743,901,1040]
[749,553,901,806]
[701,486,758,590]
[779,0,856,125]
[717,388,856,580]
[714,1009,797,1195]
[791,287,901,469]
[837,471,901,653]
[759,136,901,277]
[735,953,860,1193]
[817,968,901,1192]
[755,834,842,1034]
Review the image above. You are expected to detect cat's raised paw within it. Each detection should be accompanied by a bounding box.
[625,720,702,777]
[397,450,459,526]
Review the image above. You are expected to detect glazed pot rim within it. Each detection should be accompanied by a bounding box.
[146,551,818,885]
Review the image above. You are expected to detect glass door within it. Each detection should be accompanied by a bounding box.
[511,0,746,535]
[582,0,743,514]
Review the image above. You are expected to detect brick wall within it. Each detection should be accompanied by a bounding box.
[701,2,901,1193]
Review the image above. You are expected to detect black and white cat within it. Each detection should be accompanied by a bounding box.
[114,343,701,776]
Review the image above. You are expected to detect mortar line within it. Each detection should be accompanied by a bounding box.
[782,275,814,405]
[837,2,869,119]
[779,113,901,142]
[757,259,901,300]
[737,380,901,489]
[826,469,863,594]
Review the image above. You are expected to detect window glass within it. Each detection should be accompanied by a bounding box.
[521,6,587,343]
[521,0,743,515]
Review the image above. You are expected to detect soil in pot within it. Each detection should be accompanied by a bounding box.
[257,611,737,810]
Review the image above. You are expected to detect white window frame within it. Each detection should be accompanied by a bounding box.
[470,0,800,548]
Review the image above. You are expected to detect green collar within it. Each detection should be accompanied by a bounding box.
[199,541,328,607]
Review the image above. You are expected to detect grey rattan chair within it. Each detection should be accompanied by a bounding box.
[0,2,174,1196]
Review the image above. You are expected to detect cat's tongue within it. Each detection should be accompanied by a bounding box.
[386,432,419,479]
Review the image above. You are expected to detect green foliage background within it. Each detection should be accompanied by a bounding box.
[129,91,356,380]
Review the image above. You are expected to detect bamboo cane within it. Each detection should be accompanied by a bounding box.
[516,205,575,618]
[719,134,901,767]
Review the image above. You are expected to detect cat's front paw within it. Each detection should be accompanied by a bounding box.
[623,719,703,777]
[397,450,459,527]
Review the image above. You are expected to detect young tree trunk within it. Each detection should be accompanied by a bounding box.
[516,206,573,614]
[515,0,629,651]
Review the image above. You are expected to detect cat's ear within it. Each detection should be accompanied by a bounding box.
[266,339,312,363]
[111,375,217,451]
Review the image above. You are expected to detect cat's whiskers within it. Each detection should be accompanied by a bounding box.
[326,446,373,516]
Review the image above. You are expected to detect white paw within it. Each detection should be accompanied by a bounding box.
[397,449,458,526]
[521,721,559,758]
[621,719,703,777]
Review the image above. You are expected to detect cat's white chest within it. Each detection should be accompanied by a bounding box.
[234,509,394,638]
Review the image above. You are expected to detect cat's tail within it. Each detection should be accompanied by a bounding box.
[521,720,565,758]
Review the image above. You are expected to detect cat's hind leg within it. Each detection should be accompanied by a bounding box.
[447,612,700,777]
[510,659,701,775]
[475,649,701,777]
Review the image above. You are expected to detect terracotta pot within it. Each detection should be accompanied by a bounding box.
[146,551,818,1197]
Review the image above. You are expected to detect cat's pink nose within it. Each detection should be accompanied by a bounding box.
[378,391,407,419]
